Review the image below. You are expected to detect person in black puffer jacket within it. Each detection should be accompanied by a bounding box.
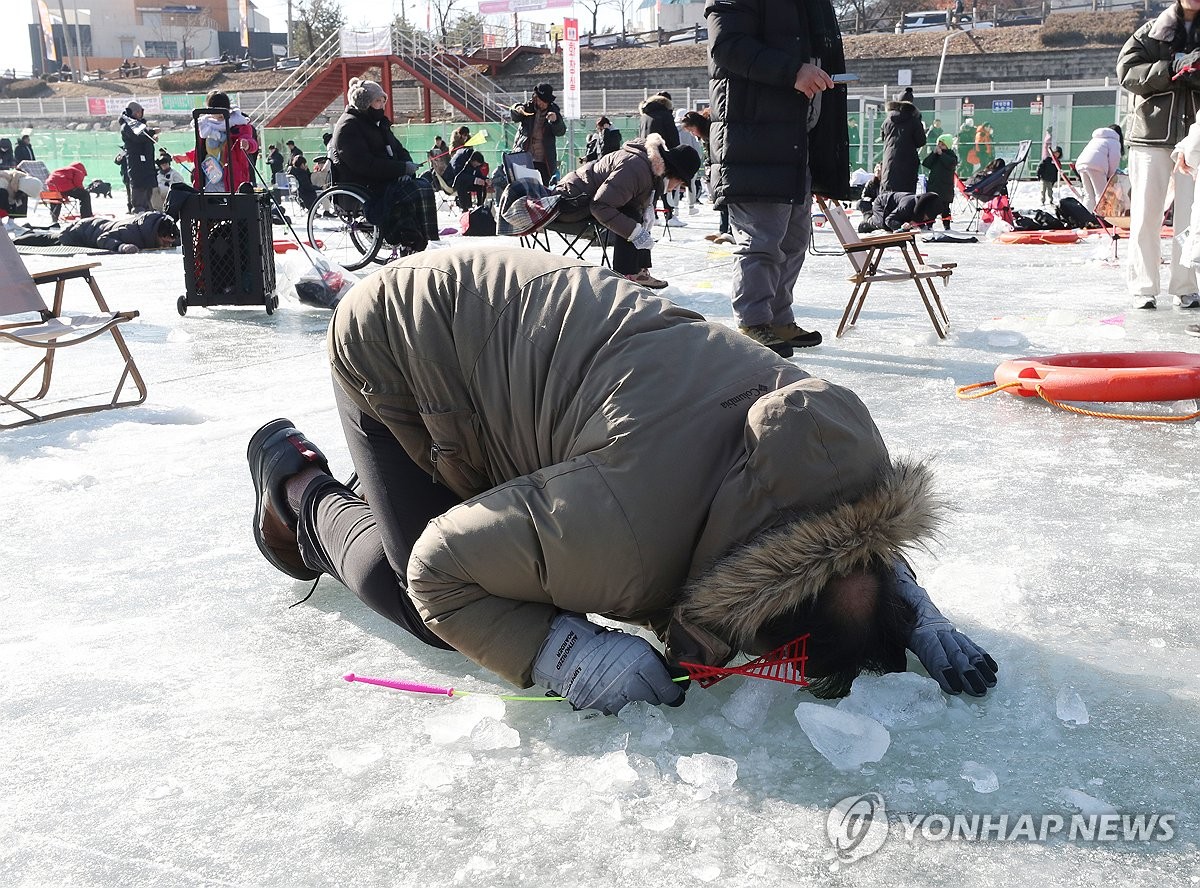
[328,78,436,249]
[638,92,679,149]
[880,97,927,192]
[120,102,158,212]
[14,211,178,253]
[857,191,942,234]
[706,0,851,356]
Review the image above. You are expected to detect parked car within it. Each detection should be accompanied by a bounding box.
[894,11,994,33]
[275,57,301,71]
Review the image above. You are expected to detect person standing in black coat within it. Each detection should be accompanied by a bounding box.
[638,92,679,149]
[120,102,158,212]
[706,0,851,356]
[15,132,36,163]
[583,117,622,162]
[880,96,926,193]
[510,83,567,185]
[266,145,285,178]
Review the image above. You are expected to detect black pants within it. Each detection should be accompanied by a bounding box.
[12,232,61,246]
[610,201,651,276]
[296,383,463,649]
[50,187,92,223]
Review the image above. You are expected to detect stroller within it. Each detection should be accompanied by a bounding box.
[957,139,1031,231]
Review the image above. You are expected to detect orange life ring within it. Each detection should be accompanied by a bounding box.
[995,352,1200,403]
[994,230,1081,245]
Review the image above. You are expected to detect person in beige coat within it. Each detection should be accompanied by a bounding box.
[247,247,996,715]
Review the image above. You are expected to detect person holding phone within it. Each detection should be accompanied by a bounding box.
[706,0,853,356]
[510,83,567,185]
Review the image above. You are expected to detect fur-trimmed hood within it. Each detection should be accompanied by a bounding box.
[639,93,674,116]
[885,100,920,117]
[640,131,669,177]
[1148,4,1183,42]
[666,378,943,665]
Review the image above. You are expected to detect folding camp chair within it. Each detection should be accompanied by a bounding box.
[813,195,954,338]
[39,189,81,222]
[0,226,146,428]
[504,151,611,267]
[961,139,1032,232]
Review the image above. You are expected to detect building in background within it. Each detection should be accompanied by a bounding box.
[26,1,285,77]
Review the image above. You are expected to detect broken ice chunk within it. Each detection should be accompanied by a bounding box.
[836,672,947,729]
[960,760,999,793]
[721,678,787,730]
[676,752,738,793]
[1055,687,1090,725]
[424,695,505,744]
[469,717,520,750]
[794,702,890,771]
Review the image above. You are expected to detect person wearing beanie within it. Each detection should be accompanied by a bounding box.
[119,102,157,212]
[44,162,93,223]
[13,211,179,253]
[510,83,566,184]
[328,78,437,250]
[244,247,998,717]
[708,0,850,356]
[921,132,959,230]
[555,134,700,288]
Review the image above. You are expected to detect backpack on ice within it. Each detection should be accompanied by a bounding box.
[461,205,496,236]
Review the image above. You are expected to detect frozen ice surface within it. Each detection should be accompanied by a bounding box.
[3,183,1200,886]
[1055,687,1091,725]
[961,760,1001,794]
[836,671,947,729]
[675,752,738,795]
[424,695,506,744]
[794,702,891,771]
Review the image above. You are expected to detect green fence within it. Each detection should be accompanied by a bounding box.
[12,104,1123,187]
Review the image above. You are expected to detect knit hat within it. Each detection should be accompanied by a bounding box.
[937,133,955,149]
[124,102,142,117]
[662,144,701,183]
[348,78,385,111]
[534,82,555,103]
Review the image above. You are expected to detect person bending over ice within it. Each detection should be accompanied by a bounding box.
[246,248,997,715]
[858,191,944,233]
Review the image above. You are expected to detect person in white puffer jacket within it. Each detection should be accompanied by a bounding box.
[1074,125,1124,211]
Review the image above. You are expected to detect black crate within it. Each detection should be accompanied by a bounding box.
[178,189,278,315]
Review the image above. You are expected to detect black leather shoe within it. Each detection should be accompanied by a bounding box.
[247,418,329,580]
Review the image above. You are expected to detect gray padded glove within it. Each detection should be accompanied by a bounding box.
[629,223,654,251]
[892,559,998,696]
[532,613,685,715]
[405,161,420,176]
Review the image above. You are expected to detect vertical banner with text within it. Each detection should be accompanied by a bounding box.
[562,18,580,120]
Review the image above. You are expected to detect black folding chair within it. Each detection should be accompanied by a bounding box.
[961,139,1031,232]
[504,151,611,267]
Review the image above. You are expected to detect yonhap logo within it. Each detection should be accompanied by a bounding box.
[827,793,889,863]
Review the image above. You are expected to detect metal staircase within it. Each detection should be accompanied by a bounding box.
[390,27,512,122]
[253,27,515,128]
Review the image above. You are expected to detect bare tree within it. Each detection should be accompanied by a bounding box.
[291,0,346,57]
[576,0,619,37]
[152,10,216,61]
[609,0,638,39]
[430,0,464,43]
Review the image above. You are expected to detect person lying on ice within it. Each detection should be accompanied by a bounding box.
[247,247,997,715]
[13,210,178,253]
[857,190,944,234]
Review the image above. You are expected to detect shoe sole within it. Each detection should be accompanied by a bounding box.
[248,418,321,581]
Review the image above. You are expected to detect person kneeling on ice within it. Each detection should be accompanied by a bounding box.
[247,248,997,715]
[13,211,178,253]
[858,191,944,233]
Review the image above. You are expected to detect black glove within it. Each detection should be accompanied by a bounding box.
[1174,50,1200,74]
[892,559,998,696]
